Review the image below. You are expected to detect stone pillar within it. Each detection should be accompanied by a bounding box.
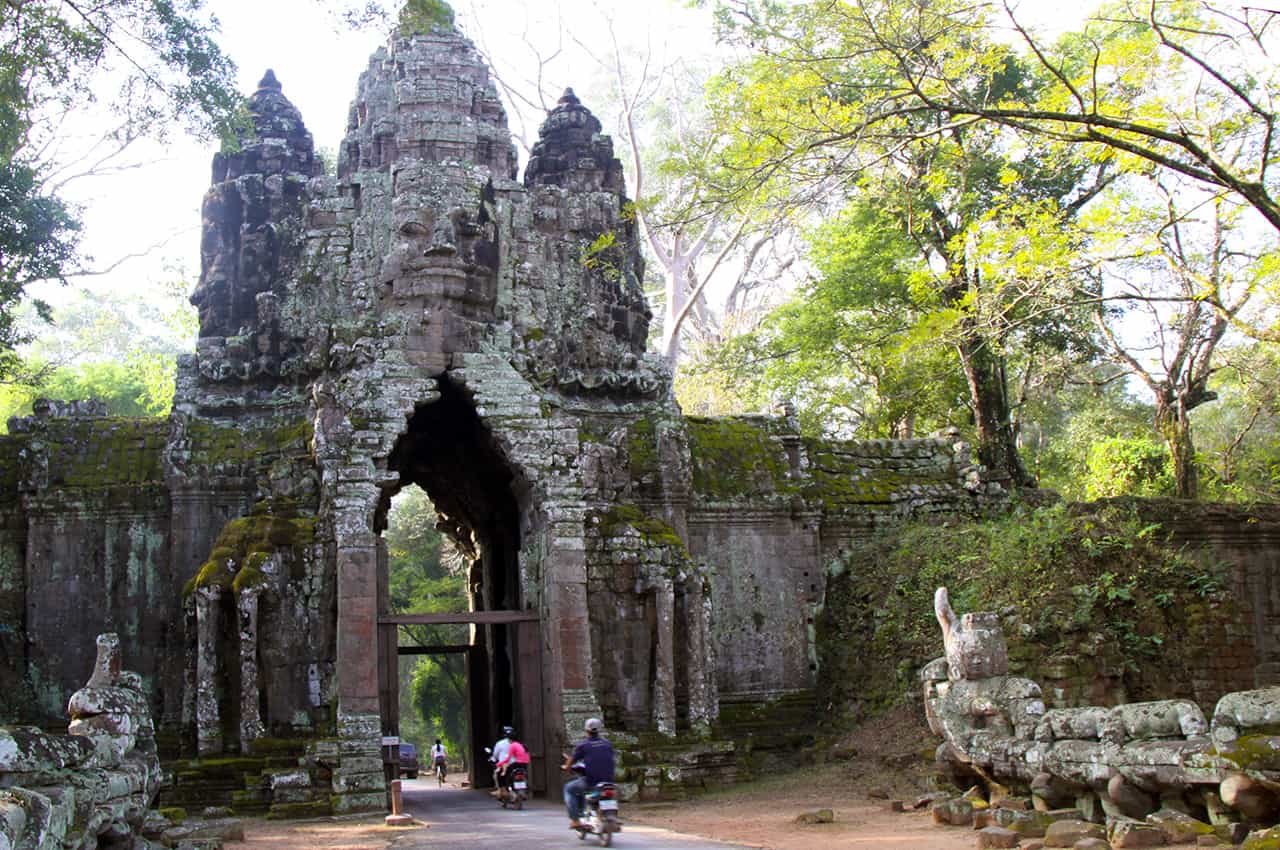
[237,586,264,753]
[544,510,603,741]
[194,586,222,756]
[681,576,717,735]
[651,579,677,737]
[331,480,389,813]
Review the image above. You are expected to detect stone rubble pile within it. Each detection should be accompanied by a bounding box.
[921,586,1280,849]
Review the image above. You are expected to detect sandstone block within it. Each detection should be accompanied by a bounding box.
[934,798,976,827]
[794,809,835,824]
[977,826,1022,848]
[1108,818,1167,848]
[1044,819,1106,848]
[1243,825,1280,849]
[1073,840,1110,850]
[1147,809,1215,844]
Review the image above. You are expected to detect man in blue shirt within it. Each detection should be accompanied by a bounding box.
[561,717,615,829]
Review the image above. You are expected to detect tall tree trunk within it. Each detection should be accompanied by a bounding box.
[957,334,1035,489]
[1155,399,1198,499]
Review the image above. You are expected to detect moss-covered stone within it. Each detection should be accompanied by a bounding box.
[591,504,684,549]
[185,418,313,470]
[686,417,795,501]
[185,501,316,597]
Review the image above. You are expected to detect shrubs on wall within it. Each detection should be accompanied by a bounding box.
[817,501,1236,725]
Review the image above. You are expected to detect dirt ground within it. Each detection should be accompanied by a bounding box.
[625,707,973,850]
[235,709,975,850]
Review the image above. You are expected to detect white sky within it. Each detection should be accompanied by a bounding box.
[44,0,1105,333]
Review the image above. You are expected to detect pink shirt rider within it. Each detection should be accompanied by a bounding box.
[500,739,530,768]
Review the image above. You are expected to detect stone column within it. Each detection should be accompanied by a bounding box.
[194,586,222,756]
[331,479,390,813]
[544,509,603,741]
[651,578,677,737]
[237,586,264,753]
[681,576,717,735]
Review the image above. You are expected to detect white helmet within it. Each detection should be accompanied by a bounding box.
[584,717,603,733]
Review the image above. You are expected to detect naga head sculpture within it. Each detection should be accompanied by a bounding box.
[935,586,1010,682]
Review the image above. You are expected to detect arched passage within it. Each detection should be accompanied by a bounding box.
[374,377,543,788]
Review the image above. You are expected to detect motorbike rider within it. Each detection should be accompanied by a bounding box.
[430,738,447,779]
[497,732,531,785]
[561,717,615,830]
[490,725,514,795]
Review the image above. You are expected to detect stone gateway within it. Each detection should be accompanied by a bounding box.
[0,18,1002,814]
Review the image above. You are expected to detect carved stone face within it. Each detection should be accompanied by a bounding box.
[377,160,500,349]
[944,611,1010,681]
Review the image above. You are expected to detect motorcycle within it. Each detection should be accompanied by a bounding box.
[500,763,529,810]
[484,747,528,810]
[570,763,621,846]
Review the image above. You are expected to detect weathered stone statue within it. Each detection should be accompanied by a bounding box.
[0,634,162,849]
[925,586,1280,829]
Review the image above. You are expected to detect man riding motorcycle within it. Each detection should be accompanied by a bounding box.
[562,717,615,830]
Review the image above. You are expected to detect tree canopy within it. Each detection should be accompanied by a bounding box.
[0,0,240,380]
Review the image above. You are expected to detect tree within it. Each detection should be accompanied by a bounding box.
[1194,343,1280,502]
[711,0,1279,234]
[706,8,1113,485]
[0,279,198,427]
[597,41,796,369]
[0,0,240,378]
[385,487,470,756]
[1083,178,1272,498]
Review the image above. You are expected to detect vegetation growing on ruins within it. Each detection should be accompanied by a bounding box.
[817,501,1236,723]
[184,502,316,597]
[397,0,455,34]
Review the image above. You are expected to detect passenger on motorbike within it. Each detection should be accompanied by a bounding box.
[490,725,513,795]
[498,735,530,778]
[561,717,615,830]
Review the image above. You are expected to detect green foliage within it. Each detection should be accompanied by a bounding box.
[0,162,79,374]
[818,502,1233,722]
[1085,437,1175,499]
[397,0,455,34]
[386,487,469,758]
[1193,344,1280,503]
[0,0,239,379]
[0,282,195,428]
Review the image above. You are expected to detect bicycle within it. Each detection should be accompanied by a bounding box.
[434,757,447,786]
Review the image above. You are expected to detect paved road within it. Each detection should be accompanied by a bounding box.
[389,778,753,850]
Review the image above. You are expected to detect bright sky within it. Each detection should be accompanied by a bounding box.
[45,0,1105,333]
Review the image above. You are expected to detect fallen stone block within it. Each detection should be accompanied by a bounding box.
[1108,817,1167,848]
[977,826,1022,848]
[1194,836,1224,847]
[1147,809,1215,845]
[1073,840,1110,850]
[915,791,950,810]
[1243,825,1280,850]
[794,809,835,825]
[1044,819,1106,848]
[161,816,245,846]
[934,798,975,827]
